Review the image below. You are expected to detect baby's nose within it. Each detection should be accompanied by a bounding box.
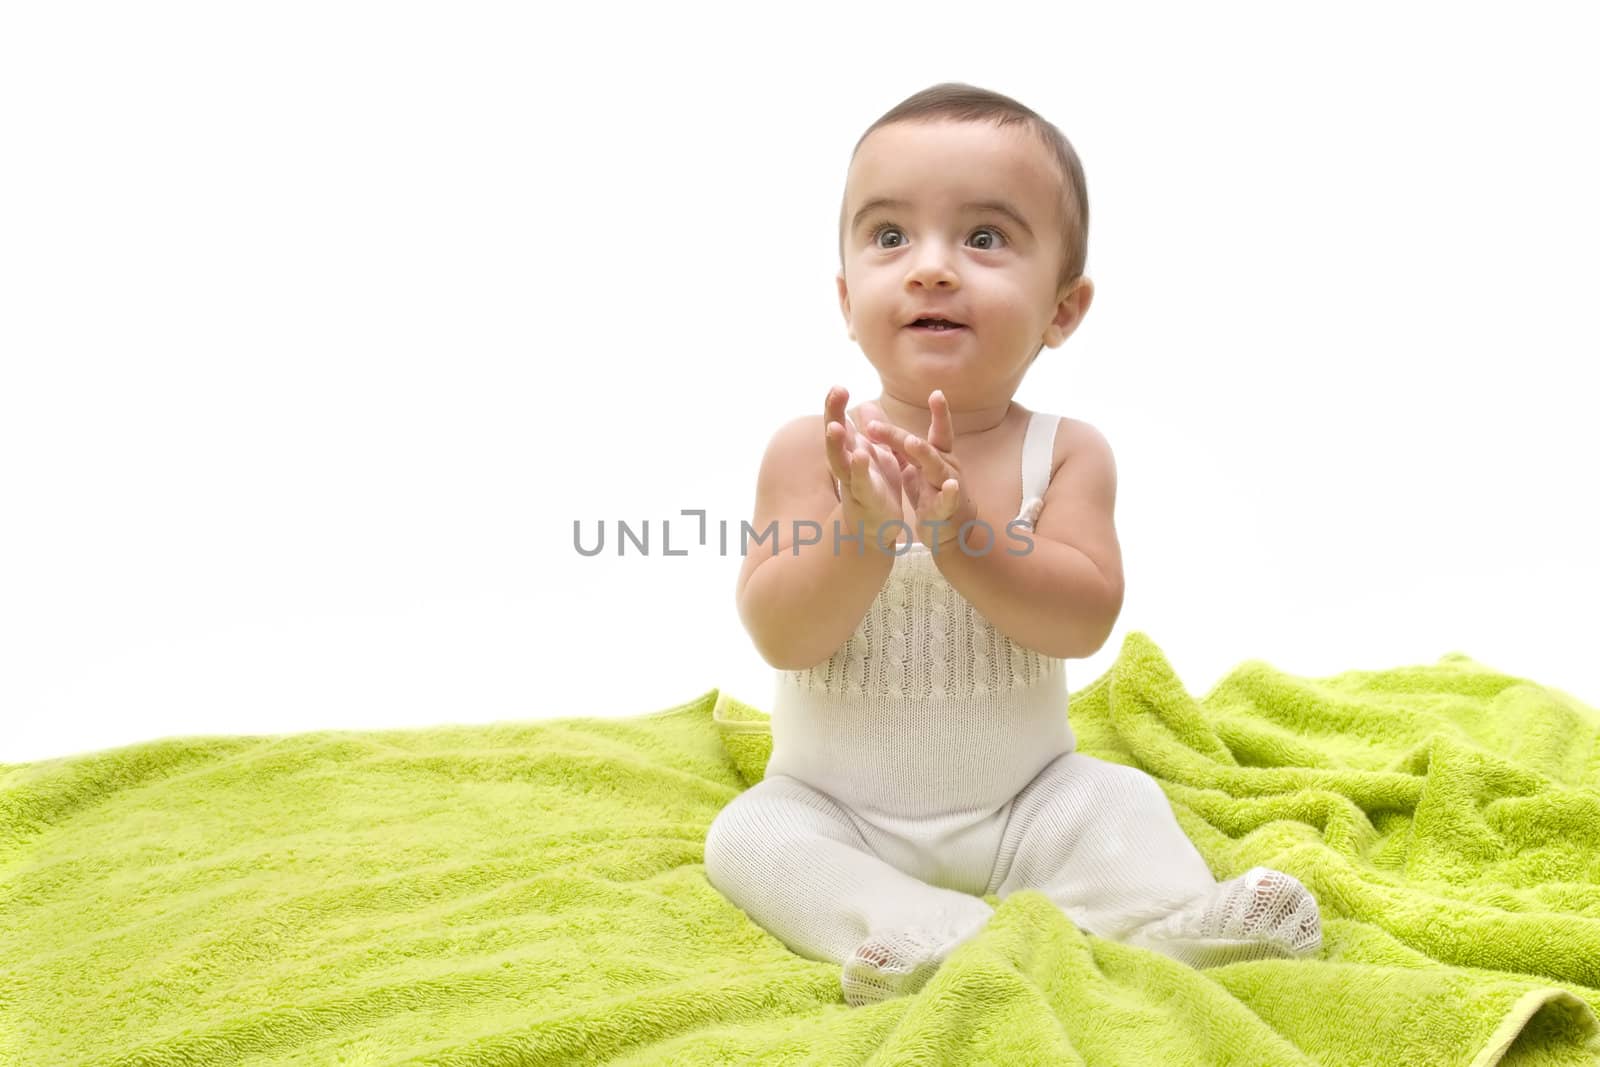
[907,265,958,288]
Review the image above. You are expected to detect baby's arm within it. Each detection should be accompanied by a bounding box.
[933,420,1124,659]
[735,415,895,671]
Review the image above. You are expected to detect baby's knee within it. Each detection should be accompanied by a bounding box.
[1103,760,1174,812]
[703,780,803,887]
[703,791,760,885]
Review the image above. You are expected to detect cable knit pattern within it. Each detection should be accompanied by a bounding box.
[887,572,908,699]
[766,410,1073,818]
[931,586,951,700]
[782,547,1055,701]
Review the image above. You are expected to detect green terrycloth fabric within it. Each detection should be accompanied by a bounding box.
[4,632,1600,1065]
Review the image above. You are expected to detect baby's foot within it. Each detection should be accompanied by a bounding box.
[1235,867,1322,954]
[841,927,954,1007]
[1134,867,1322,963]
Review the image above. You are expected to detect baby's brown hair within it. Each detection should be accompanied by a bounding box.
[837,82,1090,297]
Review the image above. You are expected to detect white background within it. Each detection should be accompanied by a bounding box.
[3,2,1597,764]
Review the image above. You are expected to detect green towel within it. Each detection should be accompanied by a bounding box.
[3,632,1599,1065]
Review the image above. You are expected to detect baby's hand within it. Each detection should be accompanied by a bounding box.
[862,389,978,553]
[823,385,906,552]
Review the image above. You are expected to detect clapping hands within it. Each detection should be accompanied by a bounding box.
[823,385,978,553]
[862,389,977,552]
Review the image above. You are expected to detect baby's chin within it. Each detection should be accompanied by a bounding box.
[878,342,985,375]
[872,332,976,354]
[866,362,986,397]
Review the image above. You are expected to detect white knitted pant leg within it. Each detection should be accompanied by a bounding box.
[991,752,1218,940]
[991,751,1320,967]
[703,773,996,969]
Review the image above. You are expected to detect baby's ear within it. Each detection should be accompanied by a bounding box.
[836,271,855,337]
[1045,277,1094,345]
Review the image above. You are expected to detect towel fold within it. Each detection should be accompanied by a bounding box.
[3,631,1598,1065]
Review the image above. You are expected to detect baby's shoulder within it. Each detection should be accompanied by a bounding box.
[755,413,832,482]
[1040,414,1115,485]
[765,412,829,454]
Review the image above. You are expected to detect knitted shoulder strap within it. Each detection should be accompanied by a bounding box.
[1016,411,1060,528]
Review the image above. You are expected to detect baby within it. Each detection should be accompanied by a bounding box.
[705,82,1322,1008]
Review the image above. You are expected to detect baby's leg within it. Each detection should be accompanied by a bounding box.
[991,752,1321,967]
[704,773,995,1006]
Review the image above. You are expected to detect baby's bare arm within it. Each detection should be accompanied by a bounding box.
[933,420,1124,659]
[735,416,896,671]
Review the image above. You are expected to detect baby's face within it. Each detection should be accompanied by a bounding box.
[837,120,1085,407]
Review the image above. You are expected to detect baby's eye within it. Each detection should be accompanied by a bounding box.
[870,224,1008,250]
[870,224,907,249]
[969,226,1006,251]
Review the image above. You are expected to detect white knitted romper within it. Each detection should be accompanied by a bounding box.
[705,409,1322,1007]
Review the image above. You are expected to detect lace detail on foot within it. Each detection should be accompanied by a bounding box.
[840,928,952,1008]
[1230,867,1322,954]
[1134,867,1323,963]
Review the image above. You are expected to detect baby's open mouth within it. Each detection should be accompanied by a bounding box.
[909,318,966,332]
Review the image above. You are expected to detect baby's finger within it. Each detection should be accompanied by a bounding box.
[824,420,855,484]
[849,442,877,492]
[941,478,960,515]
[828,388,861,451]
[848,440,866,471]
[863,418,911,458]
[866,422,920,475]
[824,384,847,427]
[867,442,902,484]
[904,433,952,484]
[926,390,955,454]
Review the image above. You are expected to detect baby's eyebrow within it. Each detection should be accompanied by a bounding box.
[850,197,1035,241]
